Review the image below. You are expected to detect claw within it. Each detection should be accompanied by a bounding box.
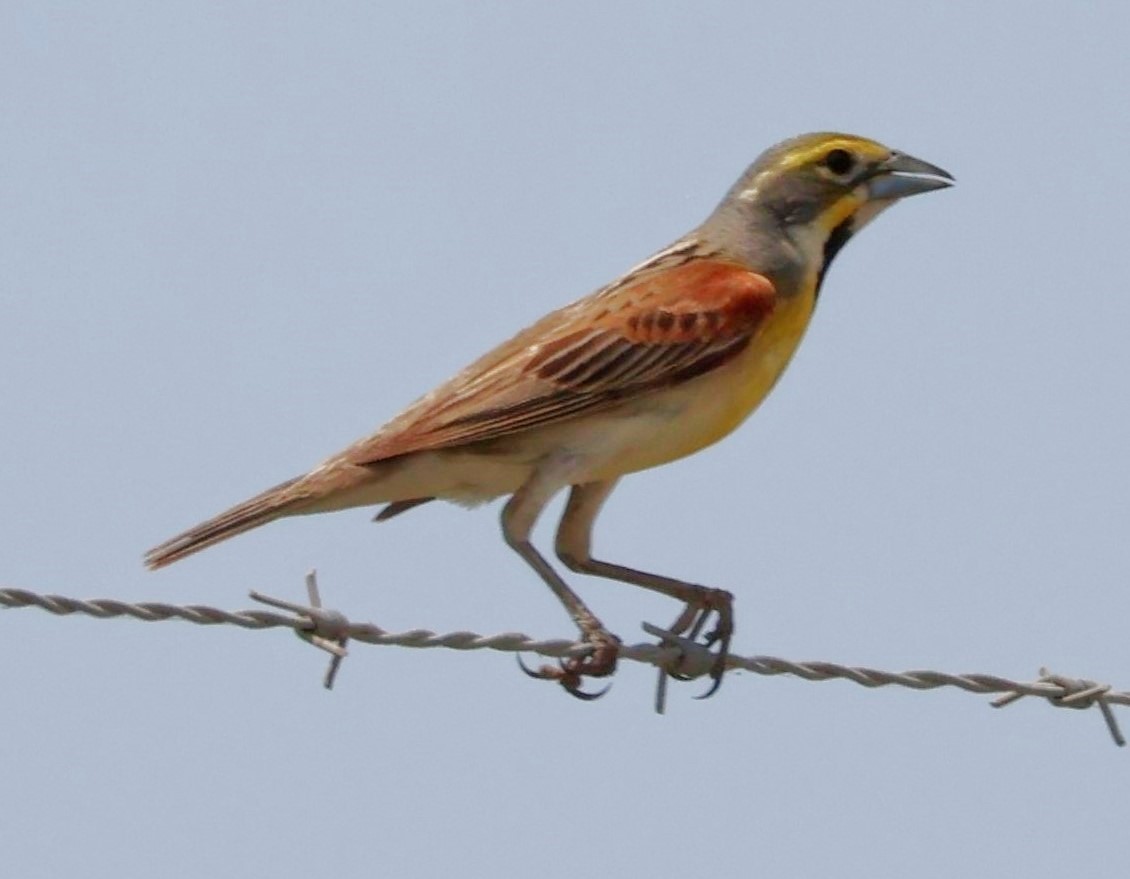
[695,620,733,700]
[515,632,619,700]
[562,679,613,701]
[668,667,697,682]
[694,672,725,700]
[652,589,734,699]
[516,653,555,680]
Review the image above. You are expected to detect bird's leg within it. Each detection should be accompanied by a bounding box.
[555,479,734,696]
[502,464,619,699]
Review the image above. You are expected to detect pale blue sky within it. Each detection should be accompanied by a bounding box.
[3,3,1129,877]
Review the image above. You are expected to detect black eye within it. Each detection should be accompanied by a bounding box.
[823,148,855,176]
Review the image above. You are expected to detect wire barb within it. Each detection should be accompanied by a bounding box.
[2,582,1127,746]
[991,667,1125,747]
[249,570,350,689]
[641,621,717,714]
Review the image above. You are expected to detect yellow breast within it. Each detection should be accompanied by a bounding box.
[586,282,818,480]
[706,283,817,443]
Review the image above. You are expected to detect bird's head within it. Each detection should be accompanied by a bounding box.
[710,132,953,294]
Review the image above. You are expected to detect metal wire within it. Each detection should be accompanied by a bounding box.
[1,576,1124,746]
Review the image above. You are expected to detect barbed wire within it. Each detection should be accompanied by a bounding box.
[1,573,1125,747]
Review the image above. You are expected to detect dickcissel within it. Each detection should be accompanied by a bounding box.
[146,132,952,698]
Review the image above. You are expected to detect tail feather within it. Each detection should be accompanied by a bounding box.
[144,476,305,569]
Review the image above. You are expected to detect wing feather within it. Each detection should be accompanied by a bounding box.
[346,256,777,464]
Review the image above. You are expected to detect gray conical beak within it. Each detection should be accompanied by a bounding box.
[867,152,954,200]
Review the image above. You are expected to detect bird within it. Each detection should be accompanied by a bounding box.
[145,132,953,698]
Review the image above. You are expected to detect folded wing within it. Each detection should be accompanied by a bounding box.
[348,258,778,464]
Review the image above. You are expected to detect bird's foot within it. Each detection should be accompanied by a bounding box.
[664,587,734,698]
[518,628,620,700]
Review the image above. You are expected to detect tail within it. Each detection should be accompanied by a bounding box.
[144,476,306,569]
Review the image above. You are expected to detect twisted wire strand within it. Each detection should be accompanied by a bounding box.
[1,585,1125,744]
